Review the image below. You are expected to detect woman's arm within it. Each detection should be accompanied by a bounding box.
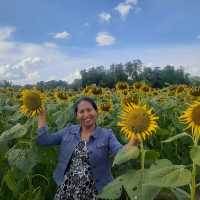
[108,130,123,158]
[37,110,67,145]
[38,109,46,129]
[108,130,139,158]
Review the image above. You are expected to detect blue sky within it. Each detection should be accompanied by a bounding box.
[0,0,200,85]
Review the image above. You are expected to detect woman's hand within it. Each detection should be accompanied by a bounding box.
[127,136,140,147]
[38,109,46,128]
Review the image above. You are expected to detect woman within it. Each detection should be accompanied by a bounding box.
[37,96,137,200]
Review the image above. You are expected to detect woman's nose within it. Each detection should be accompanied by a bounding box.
[83,112,90,118]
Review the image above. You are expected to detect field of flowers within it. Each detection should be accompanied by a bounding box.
[0,82,200,200]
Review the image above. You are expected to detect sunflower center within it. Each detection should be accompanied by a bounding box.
[101,103,111,111]
[24,92,42,110]
[192,105,200,125]
[127,108,150,133]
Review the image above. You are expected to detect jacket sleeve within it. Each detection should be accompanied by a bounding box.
[36,125,69,146]
[108,129,123,158]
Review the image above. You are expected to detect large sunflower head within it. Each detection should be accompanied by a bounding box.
[20,89,45,117]
[118,103,159,141]
[180,101,200,137]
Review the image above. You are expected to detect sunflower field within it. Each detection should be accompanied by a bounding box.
[0,82,200,200]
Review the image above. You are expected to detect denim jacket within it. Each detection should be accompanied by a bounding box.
[36,124,123,192]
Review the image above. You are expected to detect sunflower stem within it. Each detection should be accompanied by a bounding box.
[27,175,33,200]
[191,135,198,200]
[140,141,145,199]
[191,162,196,200]
[140,141,145,170]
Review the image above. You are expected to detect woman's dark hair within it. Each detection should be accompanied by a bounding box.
[74,96,98,116]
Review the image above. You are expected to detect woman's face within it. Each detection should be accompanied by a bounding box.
[76,100,97,128]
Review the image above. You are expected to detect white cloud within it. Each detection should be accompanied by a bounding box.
[0,57,43,84]
[0,38,100,85]
[53,31,70,39]
[115,3,132,18]
[197,35,200,40]
[115,0,139,18]
[96,32,116,46]
[27,71,40,82]
[126,0,137,5]
[0,26,16,40]
[0,41,16,53]
[63,70,81,83]
[43,42,58,48]
[1,25,200,85]
[0,64,25,80]
[99,12,111,22]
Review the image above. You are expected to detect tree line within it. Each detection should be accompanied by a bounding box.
[1,59,200,90]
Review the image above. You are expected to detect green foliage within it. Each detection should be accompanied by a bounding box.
[0,82,199,199]
[98,169,160,200]
[162,132,192,143]
[190,146,200,166]
[145,159,191,187]
[0,123,27,143]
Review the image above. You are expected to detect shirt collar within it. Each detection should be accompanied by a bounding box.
[72,124,100,140]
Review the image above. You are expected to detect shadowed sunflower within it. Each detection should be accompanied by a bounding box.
[54,90,68,100]
[116,82,129,91]
[118,103,159,141]
[91,87,103,96]
[175,84,188,95]
[190,87,200,97]
[133,82,143,90]
[180,101,200,137]
[20,89,45,117]
[99,102,113,113]
[121,94,139,105]
[140,84,151,93]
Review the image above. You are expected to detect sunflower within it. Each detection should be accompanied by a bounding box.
[121,94,139,105]
[20,89,45,117]
[54,90,68,100]
[100,90,112,99]
[91,87,103,96]
[175,85,188,95]
[118,103,159,141]
[169,85,177,92]
[116,82,129,91]
[180,101,200,137]
[82,85,94,96]
[99,102,113,112]
[190,87,200,97]
[133,82,143,90]
[141,85,151,93]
